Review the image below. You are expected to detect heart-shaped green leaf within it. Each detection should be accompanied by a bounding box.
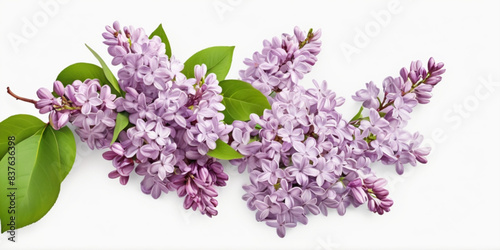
[0,115,76,233]
[0,115,45,158]
[182,46,234,81]
[56,62,121,96]
[219,79,271,124]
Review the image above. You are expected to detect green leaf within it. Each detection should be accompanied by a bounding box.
[207,139,243,160]
[85,44,122,96]
[112,112,129,144]
[182,46,234,81]
[56,62,121,96]
[0,115,45,158]
[349,106,364,122]
[149,23,172,58]
[47,126,76,181]
[219,80,271,124]
[0,116,76,233]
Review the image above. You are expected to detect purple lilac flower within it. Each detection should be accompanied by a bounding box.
[99,21,233,217]
[35,81,75,130]
[240,27,322,96]
[352,81,380,109]
[169,159,229,217]
[350,57,445,175]
[33,22,443,235]
[103,143,135,185]
[35,79,118,149]
[231,84,384,237]
[363,176,393,215]
[70,79,117,149]
[234,32,445,237]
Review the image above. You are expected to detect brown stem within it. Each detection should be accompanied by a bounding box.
[7,87,37,105]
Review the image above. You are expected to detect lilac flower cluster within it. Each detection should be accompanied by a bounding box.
[31,22,445,235]
[351,58,445,174]
[233,27,444,237]
[101,22,231,217]
[35,21,232,217]
[35,79,117,149]
[240,27,321,96]
[231,85,392,237]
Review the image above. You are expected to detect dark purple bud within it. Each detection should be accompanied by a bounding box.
[102,32,115,40]
[435,62,445,70]
[37,87,53,100]
[347,178,362,188]
[426,76,442,85]
[416,154,428,164]
[427,57,435,70]
[108,170,120,179]
[400,67,409,80]
[416,97,430,104]
[119,176,129,185]
[203,186,218,198]
[105,25,114,34]
[311,29,322,42]
[211,198,218,207]
[409,71,418,84]
[53,81,65,97]
[373,178,388,188]
[112,21,121,32]
[421,69,427,78]
[410,61,417,71]
[38,104,53,114]
[416,60,422,70]
[431,68,446,76]
[65,85,77,103]
[368,199,376,212]
[381,199,393,207]
[375,189,389,197]
[206,206,218,217]
[57,112,69,129]
[103,40,119,46]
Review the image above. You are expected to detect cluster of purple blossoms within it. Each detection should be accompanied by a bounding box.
[233,27,444,237]
[35,21,231,217]
[36,79,117,149]
[240,27,321,97]
[32,22,445,235]
[231,82,392,237]
[231,84,393,237]
[351,57,445,174]
[100,21,232,217]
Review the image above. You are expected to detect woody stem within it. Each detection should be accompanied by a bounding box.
[7,87,37,105]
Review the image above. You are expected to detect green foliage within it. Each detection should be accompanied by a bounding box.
[0,115,76,233]
[85,44,122,96]
[207,139,243,160]
[182,46,234,81]
[111,112,129,144]
[56,62,120,95]
[350,106,364,122]
[219,80,271,124]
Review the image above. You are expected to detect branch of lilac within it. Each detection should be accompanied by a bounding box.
[232,26,445,237]
[20,21,445,238]
[349,58,445,127]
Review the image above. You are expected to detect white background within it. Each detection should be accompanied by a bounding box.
[1,0,499,249]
